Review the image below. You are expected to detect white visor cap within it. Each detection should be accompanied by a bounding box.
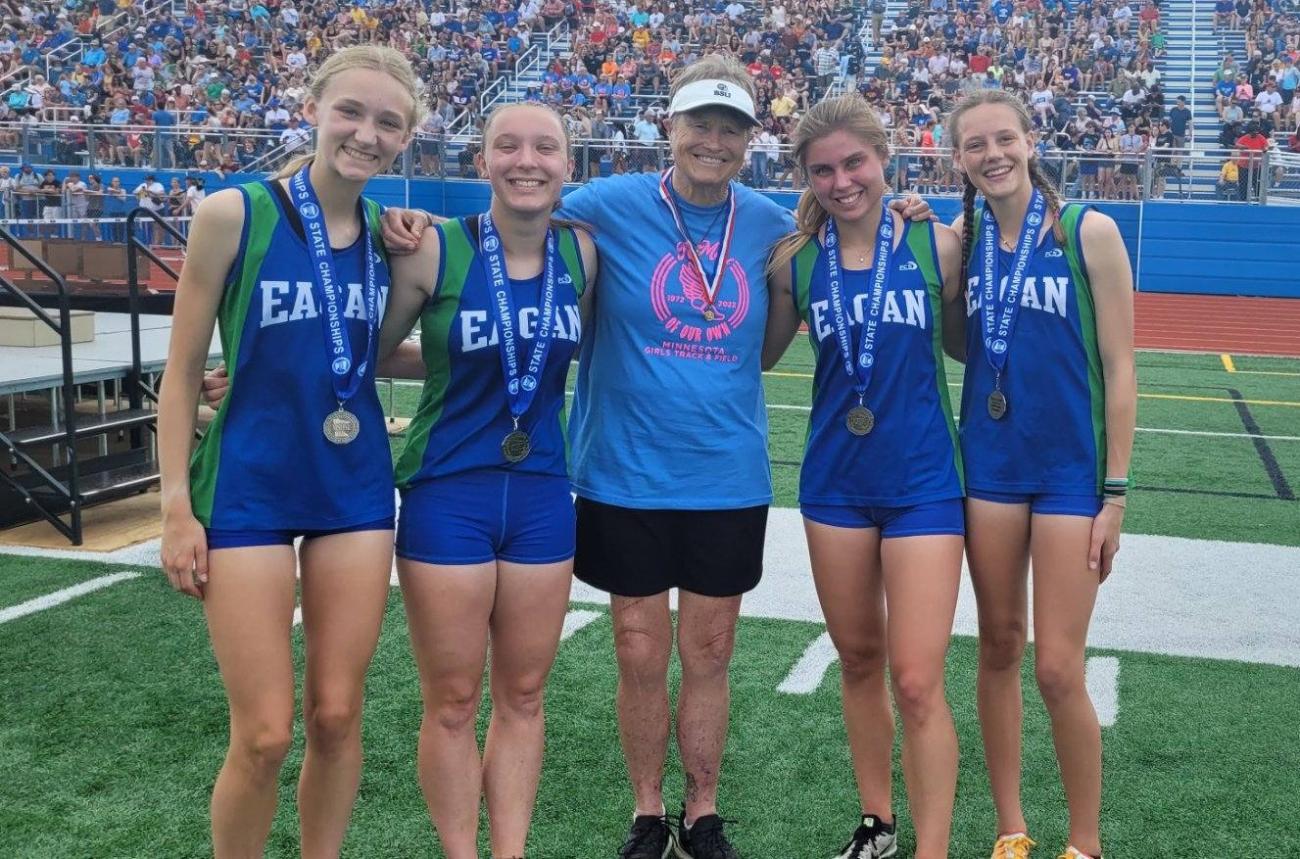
[668,78,760,125]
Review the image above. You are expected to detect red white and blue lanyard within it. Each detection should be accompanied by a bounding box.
[657,167,737,315]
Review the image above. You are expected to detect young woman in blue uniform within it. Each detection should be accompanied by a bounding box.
[947,90,1136,859]
[158,47,423,857]
[374,102,598,859]
[764,95,966,859]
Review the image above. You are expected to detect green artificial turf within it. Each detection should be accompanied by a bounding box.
[2,563,1299,858]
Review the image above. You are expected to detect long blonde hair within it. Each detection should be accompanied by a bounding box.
[948,90,1065,288]
[275,45,428,179]
[768,95,891,277]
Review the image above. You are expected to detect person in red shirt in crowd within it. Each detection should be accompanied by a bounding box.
[1234,121,1271,200]
[969,47,992,77]
[1139,0,1160,36]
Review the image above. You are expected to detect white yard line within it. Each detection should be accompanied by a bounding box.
[5,515,1300,670]
[575,510,1300,670]
[0,571,142,625]
[1087,656,1121,728]
[560,609,604,641]
[777,631,838,695]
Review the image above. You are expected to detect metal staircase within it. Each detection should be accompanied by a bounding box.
[1156,0,1245,197]
[0,207,178,544]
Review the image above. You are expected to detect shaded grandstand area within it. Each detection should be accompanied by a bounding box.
[1,0,1299,206]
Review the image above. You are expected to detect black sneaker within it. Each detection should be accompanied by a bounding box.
[833,814,897,859]
[676,814,740,859]
[619,814,675,859]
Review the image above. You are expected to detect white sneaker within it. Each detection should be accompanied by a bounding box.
[833,814,898,859]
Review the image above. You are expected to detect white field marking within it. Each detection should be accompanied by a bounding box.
[573,509,1300,670]
[777,631,838,695]
[567,391,1300,443]
[560,609,604,641]
[5,511,1300,668]
[1087,656,1121,728]
[0,571,142,625]
[292,605,303,627]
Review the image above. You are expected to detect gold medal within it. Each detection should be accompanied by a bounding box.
[704,308,716,321]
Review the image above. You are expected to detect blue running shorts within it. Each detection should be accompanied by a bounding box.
[397,469,575,566]
[801,497,965,537]
[967,489,1103,518]
[206,517,395,550]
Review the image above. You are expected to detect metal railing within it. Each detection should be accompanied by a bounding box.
[43,0,173,81]
[1,183,196,241]
[1269,150,1300,204]
[0,224,82,543]
[1,121,306,174]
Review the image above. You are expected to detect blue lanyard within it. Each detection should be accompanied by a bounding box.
[823,207,895,402]
[479,211,558,423]
[289,164,379,407]
[979,188,1046,379]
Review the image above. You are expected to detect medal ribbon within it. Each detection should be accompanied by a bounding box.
[657,167,737,314]
[823,207,896,403]
[980,188,1046,382]
[290,163,379,408]
[479,211,558,424]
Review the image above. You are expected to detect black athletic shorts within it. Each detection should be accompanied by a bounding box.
[573,497,768,598]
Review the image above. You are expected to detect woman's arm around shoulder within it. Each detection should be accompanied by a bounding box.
[377,224,441,378]
[157,187,245,599]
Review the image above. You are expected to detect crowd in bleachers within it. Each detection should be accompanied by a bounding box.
[1,0,1297,202]
[0,0,546,172]
[853,0,1185,199]
[1207,0,1299,199]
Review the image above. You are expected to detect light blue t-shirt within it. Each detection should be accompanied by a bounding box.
[558,172,795,509]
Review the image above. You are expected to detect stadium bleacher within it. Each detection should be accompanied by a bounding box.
[1,0,1298,206]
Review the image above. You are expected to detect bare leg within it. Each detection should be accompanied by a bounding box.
[881,534,963,859]
[1031,514,1104,858]
[676,590,743,825]
[204,545,298,859]
[966,498,1033,838]
[483,560,573,858]
[399,559,497,859]
[297,529,393,858]
[611,592,674,815]
[804,519,893,819]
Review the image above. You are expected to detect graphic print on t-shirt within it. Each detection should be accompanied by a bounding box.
[648,237,750,354]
